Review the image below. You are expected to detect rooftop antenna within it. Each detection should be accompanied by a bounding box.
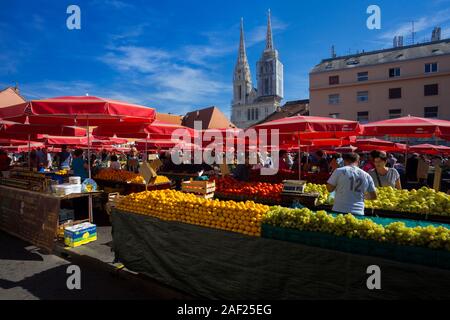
[331,45,336,58]
[411,21,416,45]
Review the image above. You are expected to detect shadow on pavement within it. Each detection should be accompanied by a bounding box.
[0,232,44,262]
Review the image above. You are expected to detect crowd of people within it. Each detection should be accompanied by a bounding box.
[0,146,145,178]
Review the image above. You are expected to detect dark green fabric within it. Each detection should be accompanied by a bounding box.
[111,209,450,299]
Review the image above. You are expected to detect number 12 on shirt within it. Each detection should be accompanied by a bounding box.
[349,177,363,192]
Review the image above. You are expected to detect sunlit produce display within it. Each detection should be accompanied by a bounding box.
[263,206,450,251]
[116,189,269,236]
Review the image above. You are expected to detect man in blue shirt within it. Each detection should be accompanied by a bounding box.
[327,152,377,216]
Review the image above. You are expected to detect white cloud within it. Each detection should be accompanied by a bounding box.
[182,16,288,66]
[92,0,133,9]
[100,46,171,73]
[379,8,450,42]
[99,45,229,111]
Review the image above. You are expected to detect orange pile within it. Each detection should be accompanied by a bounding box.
[116,190,269,236]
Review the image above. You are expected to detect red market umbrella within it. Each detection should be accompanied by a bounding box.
[354,138,407,153]
[1,143,44,152]
[409,144,450,156]
[363,116,450,138]
[91,137,128,146]
[93,120,196,140]
[252,116,362,139]
[93,120,196,158]
[0,96,155,223]
[0,96,156,126]
[40,135,88,146]
[135,139,200,151]
[0,119,86,137]
[335,145,358,153]
[0,138,41,146]
[252,116,362,177]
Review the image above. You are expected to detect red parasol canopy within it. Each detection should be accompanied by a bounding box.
[409,144,450,156]
[0,138,41,146]
[0,119,86,136]
[0,96,156,126]
[252,116,363,139]
[93,120,195,139]
[40,135,88,146]
[135,139,199,151]
[1,143,45,152]
[363,116,450,138]
[353,138,407,152]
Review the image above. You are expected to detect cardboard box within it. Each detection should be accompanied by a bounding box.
[64,222,97,247]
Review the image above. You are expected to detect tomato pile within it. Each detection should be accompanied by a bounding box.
[215,177,283,203]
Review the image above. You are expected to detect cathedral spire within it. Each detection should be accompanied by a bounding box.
[265,9,274,51]
[238,17,248,64]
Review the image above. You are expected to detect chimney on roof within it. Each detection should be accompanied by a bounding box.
[431,27,441,42]
[393,36,404,48]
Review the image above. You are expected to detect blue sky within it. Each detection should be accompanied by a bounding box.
[1,0,449,117]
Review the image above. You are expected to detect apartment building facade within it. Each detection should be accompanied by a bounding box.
[309,39,450,123]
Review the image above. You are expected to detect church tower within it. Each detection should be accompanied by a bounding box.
[256,10,284,99]
[231,11,284,128]
[231,19,253,124]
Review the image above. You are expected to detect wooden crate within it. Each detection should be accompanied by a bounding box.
[181,180,216,195]
[106,192,125,216]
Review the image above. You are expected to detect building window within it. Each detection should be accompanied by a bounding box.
[357,111,369,124]
[357,72,368,82]
[328,94,340,105]
[389,88,402,99]
[264,79,269,95]
[389,67,401,78]
[424,106,438,118]
[424,84,439,96]
[357,91,369,103]
[255,108,259,120]
[329,113,340,119]
[389,109,402,119]
[247,109,251,121]
[329,75,339,85]
[238,85,242,100]
[425,63,438,73]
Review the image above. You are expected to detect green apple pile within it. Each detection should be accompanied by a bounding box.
[263,206,450,251]
[304,183,332,205]
[365,186,450,216]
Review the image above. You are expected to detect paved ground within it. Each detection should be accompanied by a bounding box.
[0,229,188,300]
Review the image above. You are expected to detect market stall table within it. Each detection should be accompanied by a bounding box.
[0,184,103,252]
[111,208,450,299]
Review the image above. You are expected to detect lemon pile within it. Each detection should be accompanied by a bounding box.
[116,190,269,236]
[150,175,171,185]
[365,186,450,216]
[263,206,450,251]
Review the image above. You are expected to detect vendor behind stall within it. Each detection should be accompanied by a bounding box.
[72,149,88,181]
[126,147,140,173]
[110,155,121,170]
[369,151,401,189]
[0,149,12,177]
[231,152,253,182]
[57,145,72,170]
